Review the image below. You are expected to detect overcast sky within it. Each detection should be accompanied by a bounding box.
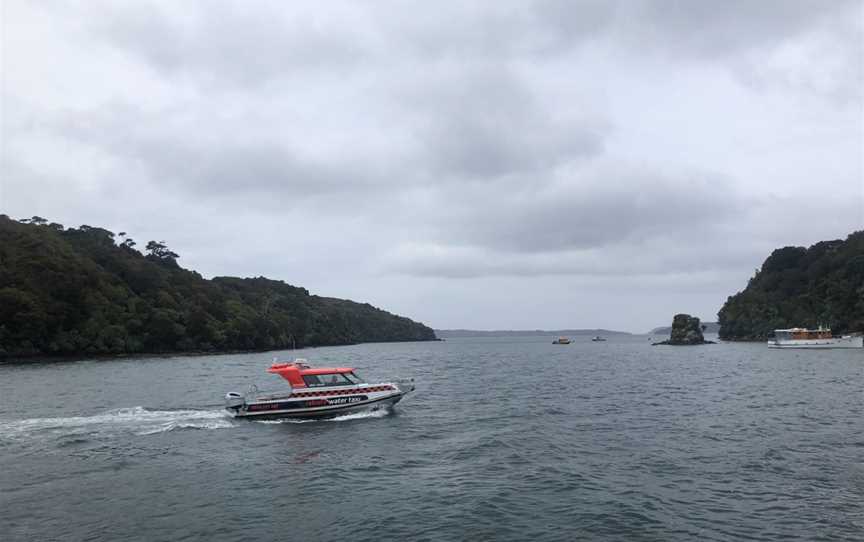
[2,1,862,332]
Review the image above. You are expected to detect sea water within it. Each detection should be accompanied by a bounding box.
[1,337,862,541]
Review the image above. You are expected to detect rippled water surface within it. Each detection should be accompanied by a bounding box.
[1,337,862,541]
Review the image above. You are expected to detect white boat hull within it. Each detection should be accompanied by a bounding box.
[767,336,863,349]
[226,382,412,419]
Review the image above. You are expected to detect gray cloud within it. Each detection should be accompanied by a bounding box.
[407,67,606,180]
[383,162,757,279]
[377,0,615,60]
[436,166,741,253]
[88,1,370,86]
[74,1,861,86]
[617,0,854,58]
[3,0,861,331]
[39,63,608,204]
[41,103,409,207]
[386,242,766,280]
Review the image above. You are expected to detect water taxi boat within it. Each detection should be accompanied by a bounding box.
[767,327,863,349]
[225,359,414,419]
[552,337,571,344]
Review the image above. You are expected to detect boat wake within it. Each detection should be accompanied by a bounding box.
[0,406,234,442]
[255,407,393,424]
[0,405,394,445]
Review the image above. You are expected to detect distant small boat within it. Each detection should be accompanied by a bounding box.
[552,337,571,344]
[767,327,863,349]
[591,336,606,342]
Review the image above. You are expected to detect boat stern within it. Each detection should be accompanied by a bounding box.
[224,391,246,415]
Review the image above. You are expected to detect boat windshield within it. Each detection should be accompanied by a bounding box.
[303,373,354,388]
[344,372,363,384]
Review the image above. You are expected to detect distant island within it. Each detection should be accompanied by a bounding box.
[652,314,714,345]
[718,231,863,340]
[435,329,633,338]
[0,216,436,361]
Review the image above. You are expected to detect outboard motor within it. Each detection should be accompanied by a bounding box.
[225,391,245,409]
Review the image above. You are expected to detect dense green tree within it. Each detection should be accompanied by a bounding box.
[145,240,179,260]
[718,232,864,339]
[0,215,436,359]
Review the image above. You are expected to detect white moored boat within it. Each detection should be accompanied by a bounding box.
[767,327,863,349]
[225,359,414,419]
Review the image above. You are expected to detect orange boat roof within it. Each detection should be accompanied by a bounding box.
[268,362,354,374]
[298,367,354,375]
[267,361,355,387]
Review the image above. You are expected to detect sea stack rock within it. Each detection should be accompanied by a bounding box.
[653,314,714,345]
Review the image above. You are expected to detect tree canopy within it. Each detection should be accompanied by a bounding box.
[0,216,436,359]
[718,231,864,340]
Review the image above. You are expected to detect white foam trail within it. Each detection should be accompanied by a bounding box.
[0,406,234,440]
[255,407,392,424]
[136,419,233,435]
[328,408,392,422]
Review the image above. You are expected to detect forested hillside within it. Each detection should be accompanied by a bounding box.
[718,231,864,340]
[0,215,435,359]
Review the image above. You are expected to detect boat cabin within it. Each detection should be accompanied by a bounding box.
[773,328,833,341]
[268,359,364,388]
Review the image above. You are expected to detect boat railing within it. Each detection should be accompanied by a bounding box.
[393,378,416,393]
